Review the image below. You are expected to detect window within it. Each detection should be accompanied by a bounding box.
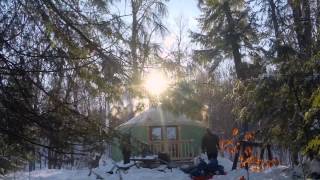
[151,127,162,141]
[150,126,178,141]
[166,126,177,140]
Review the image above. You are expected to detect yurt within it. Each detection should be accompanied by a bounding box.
[111,107,206,162]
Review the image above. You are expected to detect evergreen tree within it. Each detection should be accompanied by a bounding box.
[192,0,259,80]
[0,0,125,171]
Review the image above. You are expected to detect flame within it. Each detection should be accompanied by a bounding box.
[244,132,255,141]
[220,129,280,173]
[238,154,279,172]
[232,128,239,136]
[244,146,253,157]
[220,139,239,155]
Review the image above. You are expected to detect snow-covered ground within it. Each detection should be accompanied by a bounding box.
[1,157,298,180]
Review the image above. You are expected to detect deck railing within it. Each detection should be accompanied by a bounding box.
[148,139,197,160]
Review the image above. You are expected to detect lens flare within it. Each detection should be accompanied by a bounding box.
[143,70,169,96]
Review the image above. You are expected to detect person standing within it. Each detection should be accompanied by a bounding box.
[201,128,220,160]
[120,133,131,164]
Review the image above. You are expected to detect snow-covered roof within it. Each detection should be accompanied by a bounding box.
[118,107,205,129]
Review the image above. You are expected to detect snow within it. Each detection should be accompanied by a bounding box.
[215,166,292,180]
[310,158,320,174]
[131,155,158,160]
[2,157,298,180]
[2,162,188,180]
[118,107,205,129]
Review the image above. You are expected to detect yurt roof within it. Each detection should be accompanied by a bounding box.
[118,107,205,129]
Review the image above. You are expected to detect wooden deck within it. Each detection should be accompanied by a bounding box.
[148,139,197,161]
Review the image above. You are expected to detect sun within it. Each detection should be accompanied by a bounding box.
[143,70,170,96]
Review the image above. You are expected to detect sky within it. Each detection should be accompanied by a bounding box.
[112,0,201,51]
[162,0,201,50]
[165,0,200,32]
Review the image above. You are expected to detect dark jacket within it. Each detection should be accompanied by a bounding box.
[201,132,219,154]
[120,134,131,153]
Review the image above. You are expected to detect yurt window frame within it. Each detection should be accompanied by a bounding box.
[165,126,178,140]
[149,126,179,141]
[150,126,163,141]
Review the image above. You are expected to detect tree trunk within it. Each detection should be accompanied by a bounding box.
[316,0,320,49]
[288,0,312,59]
[267,144,273,160]
[317,0,320,28]
[223,2,245,80]
[302,0,312,58]
[131,0,139,82]
[268,0,281,52]
[48,149,52,169]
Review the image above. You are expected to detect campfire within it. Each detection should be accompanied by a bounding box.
[220,128,280,172]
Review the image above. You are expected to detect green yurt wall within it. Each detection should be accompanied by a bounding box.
[111,107,206,161]
[180,125,206,154]
[111,126,148,161]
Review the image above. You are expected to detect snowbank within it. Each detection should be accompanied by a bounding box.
[2,157,296,180]
[215,166,292,180]
[2,164,189,180]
